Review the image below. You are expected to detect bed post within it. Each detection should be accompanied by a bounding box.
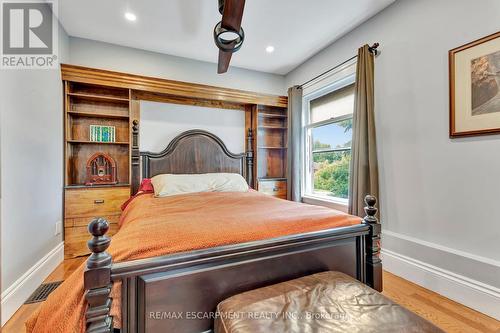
[131,119,140,195]
[363,195,382,292]
[246,128,254,188]
[84,218,113,333]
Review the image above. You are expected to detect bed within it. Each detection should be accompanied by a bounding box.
[28,129,382,333]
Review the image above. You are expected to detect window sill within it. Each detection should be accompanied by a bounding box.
[302,194,348,213]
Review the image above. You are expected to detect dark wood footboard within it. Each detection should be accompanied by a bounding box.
[85,218,113,333]
[363,195,382,291]
[84,195,381,333]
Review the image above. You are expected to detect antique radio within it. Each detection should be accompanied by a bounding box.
[85,153,117,186]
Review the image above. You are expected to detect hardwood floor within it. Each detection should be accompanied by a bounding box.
[2,257,86,333]
[3,261,499,333]
[382,271,500,333]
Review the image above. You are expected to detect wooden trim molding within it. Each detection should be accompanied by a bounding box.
[61,64,287,108]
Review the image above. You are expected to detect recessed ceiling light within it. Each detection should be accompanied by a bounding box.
[265,45,275,53]
[125,12,137,21]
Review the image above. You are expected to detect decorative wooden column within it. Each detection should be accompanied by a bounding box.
[246,128,254,188]
[84,218,113,333]
[363,195,382,291]
[131,119,140,195]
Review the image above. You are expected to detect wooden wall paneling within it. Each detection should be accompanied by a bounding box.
[61,64,288,108]
[133,90,246,111]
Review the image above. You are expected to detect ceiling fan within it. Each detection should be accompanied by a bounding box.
[213,0,246,74]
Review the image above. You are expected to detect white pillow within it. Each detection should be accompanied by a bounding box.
[151,173,249,197]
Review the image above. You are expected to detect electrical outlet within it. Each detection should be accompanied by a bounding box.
[55,221,62,236]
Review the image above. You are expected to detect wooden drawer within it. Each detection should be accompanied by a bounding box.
[258,180,287,199]
[65,187,130,218]
[65,214,120,228]
[64,223,119,258]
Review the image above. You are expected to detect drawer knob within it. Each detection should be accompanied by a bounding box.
[273,187,279,192]
[94,199,105,204]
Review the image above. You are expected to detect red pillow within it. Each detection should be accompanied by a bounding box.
[138,178,154,192]
[121,179,154,210]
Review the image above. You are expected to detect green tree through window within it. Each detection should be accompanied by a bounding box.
[312,118,352,199]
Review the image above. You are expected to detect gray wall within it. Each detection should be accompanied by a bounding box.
[286,0,500,284]
[140,101,245,153]
[68,37,287,95]
[1,22,69,292]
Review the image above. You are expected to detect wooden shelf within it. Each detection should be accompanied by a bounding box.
[258,126,287,130]
[65,183,130,189]
[67,92,129,102]
[258,113,287,118]
[259,177,287,181]
[256,104,288,184]
[67,111,129,119]
[67,140,130,145]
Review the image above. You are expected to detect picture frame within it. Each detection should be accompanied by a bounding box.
[90,125,116,142]
[449,31,500,137]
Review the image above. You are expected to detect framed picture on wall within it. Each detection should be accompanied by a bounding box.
[449,31,500,137]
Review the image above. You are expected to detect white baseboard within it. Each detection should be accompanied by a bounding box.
[382,248,500,320]
[1,242,64,326]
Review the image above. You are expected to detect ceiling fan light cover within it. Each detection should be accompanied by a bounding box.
[213,21,245,53]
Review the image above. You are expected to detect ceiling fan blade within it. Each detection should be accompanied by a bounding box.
[221,0,246,31]
[216,0,245,74]
[218,49,233,74]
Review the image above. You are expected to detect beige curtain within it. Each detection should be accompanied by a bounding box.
[287,86,303,201]
[348,45,379,217]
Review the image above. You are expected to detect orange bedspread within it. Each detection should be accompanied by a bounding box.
[26,191,361,333]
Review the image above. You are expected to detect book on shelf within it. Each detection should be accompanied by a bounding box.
[90,125,115,142]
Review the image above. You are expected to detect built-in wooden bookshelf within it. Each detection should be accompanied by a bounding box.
[63,81,133,258]
[64,82,132,188]
[254,105,288,199]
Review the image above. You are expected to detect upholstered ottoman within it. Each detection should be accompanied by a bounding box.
[214,271,444,333]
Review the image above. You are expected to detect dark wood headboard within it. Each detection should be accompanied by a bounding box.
[131,127,254,194]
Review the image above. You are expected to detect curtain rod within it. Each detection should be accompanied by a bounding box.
[298,43,380,88]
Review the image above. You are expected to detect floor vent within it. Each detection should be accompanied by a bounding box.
[25,281,63,304]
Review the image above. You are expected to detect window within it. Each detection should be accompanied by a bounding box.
[304,80,355,202]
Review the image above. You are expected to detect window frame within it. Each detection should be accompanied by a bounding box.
[302,74,356,204]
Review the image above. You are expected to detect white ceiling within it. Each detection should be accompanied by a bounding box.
[58,0,395,75]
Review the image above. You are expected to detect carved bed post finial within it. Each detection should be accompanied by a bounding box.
[363,195,382,292]
[246,128,254,188]
[85,218,113,333]
[131,119,140,195]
